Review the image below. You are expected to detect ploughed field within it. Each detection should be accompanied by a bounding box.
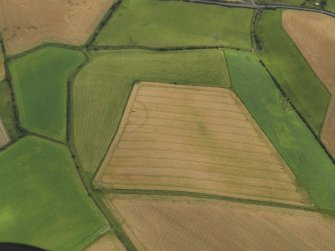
[96,82,310,206]
[106,195,335,251]
[282,10,335,158]
[0,0,114,55]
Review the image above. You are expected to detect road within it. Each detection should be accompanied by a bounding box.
[186,0,335,17]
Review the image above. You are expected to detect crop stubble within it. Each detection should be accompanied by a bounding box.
[0,0,114,55]
[283,10,335,158]
[106,195,335,251]
[0,118,9,147]
[96,82,310,206]
[86,234,126,251]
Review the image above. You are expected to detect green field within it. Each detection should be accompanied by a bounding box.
[9,47,85,141]
[326,0,335,12]
[72,49,230,176]
[95,0,253,49]
[225,49,335,212]
[257,10,330,135]
[0,81,22,140]
[0,136,108,250]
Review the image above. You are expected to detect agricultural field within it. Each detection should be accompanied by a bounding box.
[10,47,85,141]
[0,81,21,141]
[0,136,108,250]
[0,118,9,147]
[86,233,126,251]
[282,10,335,157]
[0,41,5,80]
[96,82,310,206]
[257,10,330,134]
[72,49,230,176]
[225,49,335,211]
[106,195,335,251]
[0,0,115,55]
[94,0,253,49]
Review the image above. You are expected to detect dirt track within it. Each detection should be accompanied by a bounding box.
[283,10,335,158]
[106,195,335,251]
[0,0,114,55]
[0,118,9,147]
[96,82,310,206]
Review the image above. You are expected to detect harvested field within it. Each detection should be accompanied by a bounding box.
[282,10,335,158]
[106,195,335,251]
[86,234,126,251]
[0,0,114,55]
[0,118,9,147]
[96,82,310,206]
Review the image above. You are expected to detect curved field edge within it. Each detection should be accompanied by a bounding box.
[9,47,85,142]
[0,136,108,250]
[71,49,230,177]
[225,49,335,213]
[256,9,330,135]
[94,0,253,49]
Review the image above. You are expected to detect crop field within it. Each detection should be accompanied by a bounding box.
[10,47,85,141]
[0,136,108,250]
[0,0,115,55]
[94,0,253,49]
[282,10,335,157]
[96,82,310,206]
[72,49,230,176]
[106,195,335,251]
[0,42,5,80]
[0,118,9,147]
[257,10,330,134]
[0,81,21,141]
[86,233,126,251]
[225,49,335,211]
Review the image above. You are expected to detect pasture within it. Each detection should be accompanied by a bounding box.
[10,47,85,141]
[0,136,108,250]
[72,49,230,176]
[225,49,335,212]
[95,0,253,49]
[0,81,21,140]
[106,195,335,251]
[282,10,335,158]
[257,10,330,134]
[0,0,115,55]
[96,82,310,206]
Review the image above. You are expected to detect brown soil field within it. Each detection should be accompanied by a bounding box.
[282,10,335,158]
[0,0,114,55]
[0,118,9,147]
[95,82,311,206]
[106,195,335,251]
[0,41,5,80]
[86,234,126,251]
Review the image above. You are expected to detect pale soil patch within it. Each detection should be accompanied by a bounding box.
[106,195,335,251]
[96,82,311,206]
[282,10,335,158]
[0,117,9,147]
[0,0,114,55]
[86,234,126,251]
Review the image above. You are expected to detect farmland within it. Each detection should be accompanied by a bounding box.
[0,136,108,250]
[10,47,85,141]
[257,10,330,134]
[0,41,4,80]
[106,195,335,251]
[72,49,230,176]
[94,0,253,49]
[0,81,21,141]
[282,10,335,157]
[86,233,126,251]
[0,0,115,55]
[96,82,310,206]
[225,49,335,211]
[0,118,9,147]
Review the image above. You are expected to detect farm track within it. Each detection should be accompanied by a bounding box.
[96,82,311,207]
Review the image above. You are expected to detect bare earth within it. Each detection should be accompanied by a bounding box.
[86,234,126,251]
[106,195,335,251]
[96,82,310,206]
[282,10,335,158]
[0,118,9,148]
[0,0,114,55]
